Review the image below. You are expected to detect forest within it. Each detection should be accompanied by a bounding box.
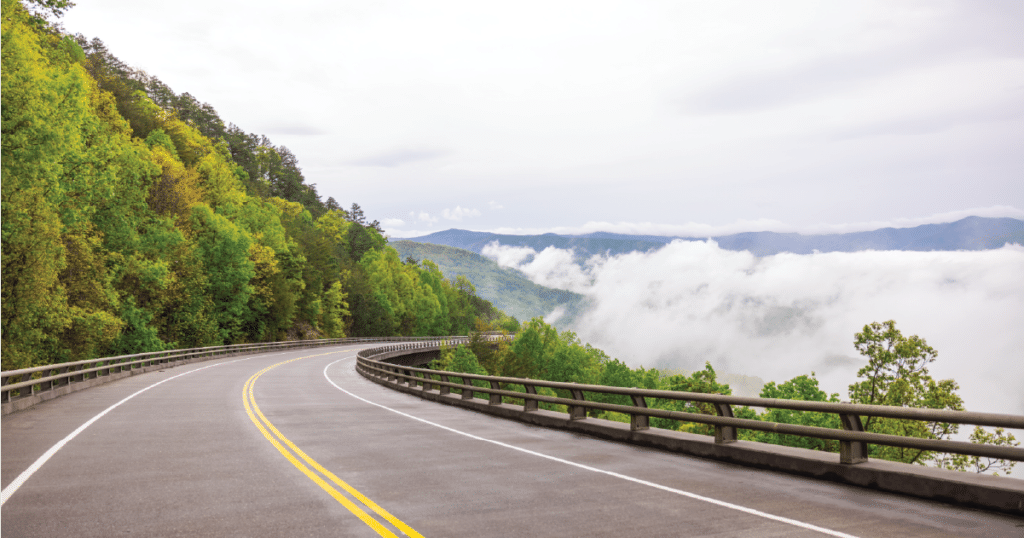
[1,0,511,371]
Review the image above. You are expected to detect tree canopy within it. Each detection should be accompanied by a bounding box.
[1,0,507,370]
[432,317,1015,476]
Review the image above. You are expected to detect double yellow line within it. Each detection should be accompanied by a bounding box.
[242,353,422,538]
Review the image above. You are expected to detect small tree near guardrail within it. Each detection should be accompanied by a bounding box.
[848,320,963,464]
[935,427,1019,476]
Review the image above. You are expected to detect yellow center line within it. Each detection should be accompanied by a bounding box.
[243,352,423,538]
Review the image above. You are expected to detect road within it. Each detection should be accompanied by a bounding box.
[3,344,1022,537]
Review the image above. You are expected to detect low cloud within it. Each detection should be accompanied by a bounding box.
[485,241,1024,415]
[544,305,566,325]
[489,200,504,210]
[443,206,482,221]
[482,242,535,268]
[381,218,405,227]
[483,242,591,290]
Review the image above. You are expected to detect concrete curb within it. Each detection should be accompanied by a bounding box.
[361,366,1024,516]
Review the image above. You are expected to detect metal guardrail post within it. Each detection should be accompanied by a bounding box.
[630,393,649,431]
[713,402,738,444]
[840,404,869,464]
[489,381,502,405]
[55,366,70,387]
[524,385,538,411]
[568,386,587,420]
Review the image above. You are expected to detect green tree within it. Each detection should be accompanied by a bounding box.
[935,427,1019,476]
[650,363,732,436]
[152,240,218,348]
[450,345,488,377]
[418,261,452,335]
[432,344,489,393]
[320,280,349,338]
[543,330,602,386]
[23,0,75,22]
[848,320,963,464]
[507,317,558,379]
[746,373,840,452]
[188,204,255,343]
[445,275,478,335]
[495,315,521,334]
[591,358,639,409]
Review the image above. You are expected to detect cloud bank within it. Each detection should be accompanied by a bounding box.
[483,241,1024,415]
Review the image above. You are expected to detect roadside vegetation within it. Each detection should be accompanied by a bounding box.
[435,318,1018,475]
[1,0,511,370]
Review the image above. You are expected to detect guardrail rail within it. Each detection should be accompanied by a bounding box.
[355,338,1024,514]
[1,336,468,414]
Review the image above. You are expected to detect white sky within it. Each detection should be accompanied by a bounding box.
[62,1,1024,237]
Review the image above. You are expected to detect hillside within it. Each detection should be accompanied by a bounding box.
[407,216,1024,259]
[391,241,587,326]
[0,2,498,370]
[400,230,667,263]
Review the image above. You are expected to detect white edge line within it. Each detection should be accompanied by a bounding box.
[0,353,277,505]
[323,358,860,538]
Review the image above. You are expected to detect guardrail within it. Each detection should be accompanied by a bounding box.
[1,336,470,413]
[355,340,1024,514]
[356,346,1024,464]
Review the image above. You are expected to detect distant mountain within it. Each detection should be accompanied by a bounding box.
[390,240,587,326]
[399,229,669,262]
[405,217,1024,259]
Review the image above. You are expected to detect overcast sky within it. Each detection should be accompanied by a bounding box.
[62,1,1023,238]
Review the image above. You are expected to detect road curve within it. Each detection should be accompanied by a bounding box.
[3,344,1022,537]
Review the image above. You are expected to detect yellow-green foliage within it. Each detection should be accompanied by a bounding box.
[1,0,506,369]
[146,141,205,220]
[321,280,349,338]
[1,0,147,367]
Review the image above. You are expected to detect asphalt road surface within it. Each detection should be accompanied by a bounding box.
[3,344,1022,537]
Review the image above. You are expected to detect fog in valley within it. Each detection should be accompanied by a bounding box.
[483,241,1024,416]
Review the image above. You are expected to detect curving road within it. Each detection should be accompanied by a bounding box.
[2,344,1022,537]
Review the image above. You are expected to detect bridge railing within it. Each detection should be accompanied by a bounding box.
[0,336,464,406]
[356,343,1024,465]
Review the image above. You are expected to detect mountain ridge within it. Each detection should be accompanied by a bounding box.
[403,216,1024,259]
[390,240,587,325]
